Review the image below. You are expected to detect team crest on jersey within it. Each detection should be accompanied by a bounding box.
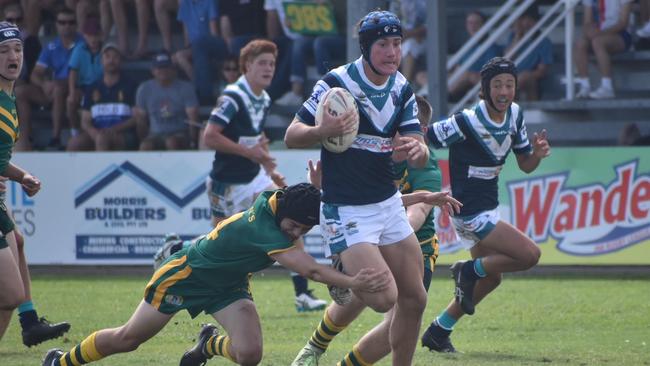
[215,97,229,115]
[164,294,183,306]
[390,90,399,106]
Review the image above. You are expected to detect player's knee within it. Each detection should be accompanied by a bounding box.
[0,288,26,310]
[234,346,262,366]
[399,286,427,314]
[365,292,397,313]
[114,329,144,352]
[522,245,541,269]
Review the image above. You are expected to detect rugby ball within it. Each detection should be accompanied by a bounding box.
[315,87,359,153]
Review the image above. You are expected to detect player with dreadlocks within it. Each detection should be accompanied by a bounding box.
[421,57,551,353]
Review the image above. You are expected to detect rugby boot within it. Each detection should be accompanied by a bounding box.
[421,321,457,353]
[153,233,184,270]
[23,317,71,347]
[291,342,324,366]
[42,348,64,366]
[450,260,476,315]
[326,255,352,305]
[179,324,218,366]
[295,290,327,312]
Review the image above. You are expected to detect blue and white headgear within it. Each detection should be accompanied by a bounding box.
[0,21,22,46]
[358,10,402,75]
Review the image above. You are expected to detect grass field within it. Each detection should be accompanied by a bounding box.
[1,273,648,366]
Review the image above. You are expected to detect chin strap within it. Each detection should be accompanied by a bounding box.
[365,58,386,77]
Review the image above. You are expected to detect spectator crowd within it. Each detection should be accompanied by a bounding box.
[2,0,648,151]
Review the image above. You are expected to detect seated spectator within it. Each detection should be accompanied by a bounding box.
[264,0,298,103]
[270,0,345,106]
[637,0,650,38]
[15,7,82,150]
[447,11,501,101]
[174,0,227,104]
[134,51,199,150]
[25,0,111,39]
[390,0,427,83]
[574,0,633,99]
[153,0,177,52]
[110,0,151,58]
[67,43,136,151]
[505,5,553,101]
[313,0,346,75]
[219,0,265,57]
[67,15,103,136]
[4,3,41,86]
[619,122,650,146]
[217,54,241,95]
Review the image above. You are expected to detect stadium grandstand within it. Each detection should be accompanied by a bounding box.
[10,0,650,149]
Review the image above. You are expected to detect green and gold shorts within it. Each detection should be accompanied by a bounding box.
[144,254,252,318]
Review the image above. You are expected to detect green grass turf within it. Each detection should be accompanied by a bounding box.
[1,274,648,365]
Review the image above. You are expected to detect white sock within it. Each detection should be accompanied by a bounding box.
[601,77,613,90]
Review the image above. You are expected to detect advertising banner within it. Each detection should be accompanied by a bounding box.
[9,147,650,265]
[433,147,650,264]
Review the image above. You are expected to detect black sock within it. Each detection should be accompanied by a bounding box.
[292,274,308,296]
[429,319,452,337]
[19,310,39,330]
[461,260,481,281]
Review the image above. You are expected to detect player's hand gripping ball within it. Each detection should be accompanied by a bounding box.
[315,87,359,153]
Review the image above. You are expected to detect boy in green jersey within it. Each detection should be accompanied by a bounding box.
[43,183,393,366]
[0,21,70,348]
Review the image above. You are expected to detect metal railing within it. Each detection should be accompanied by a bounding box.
[449,0,580,114]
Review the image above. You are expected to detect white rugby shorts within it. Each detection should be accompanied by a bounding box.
[320,191,414,257]
[451,207,500,248]
[206,169,274,218]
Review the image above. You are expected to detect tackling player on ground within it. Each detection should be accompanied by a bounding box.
[42,183,390,366]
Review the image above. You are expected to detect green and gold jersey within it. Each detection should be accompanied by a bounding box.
[187,190,295,289]
[0,90,18,175]
[395,146,442,258]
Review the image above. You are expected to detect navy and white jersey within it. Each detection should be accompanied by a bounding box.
[427,100,532,216]
[208,76,272,184]
[296,57,422,205]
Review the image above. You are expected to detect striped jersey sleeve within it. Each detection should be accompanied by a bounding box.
[427,113,466,148]
[209,92,240,127]
[511,105,532,155]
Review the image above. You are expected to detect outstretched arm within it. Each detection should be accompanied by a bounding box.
[271,248,390,293]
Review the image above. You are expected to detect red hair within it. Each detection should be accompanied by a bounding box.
[239,39,277,74]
